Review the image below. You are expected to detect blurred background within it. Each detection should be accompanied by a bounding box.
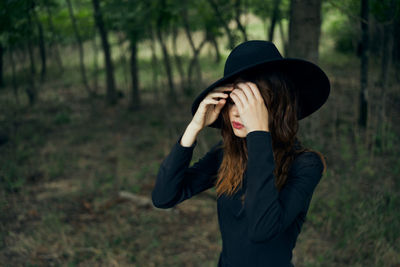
[0,0,399,266]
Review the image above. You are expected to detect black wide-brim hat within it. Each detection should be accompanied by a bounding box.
[191,40,330,129]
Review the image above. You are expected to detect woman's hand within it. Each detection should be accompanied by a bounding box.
[191,85,234,130]
[229,82,270,133]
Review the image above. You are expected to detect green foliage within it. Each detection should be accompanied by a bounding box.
[0,160,25,193]
[370,0,400,23]
[53,110,71,125]
[249,0,290,20]
[323,2,359,54]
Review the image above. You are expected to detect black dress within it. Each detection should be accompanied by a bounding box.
[152,131,324,267]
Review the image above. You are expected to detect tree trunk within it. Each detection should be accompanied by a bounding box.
[278,19,288,56]
[37,20,46,81]
[207,0,236,49]
[156,0,176,103]
[269,0,280,42]
[288,0,321,63]
[9,48,20,105]
[92,32,99,94]
[117,33,129,89]
[92,0,118,105]
[172,24,186,92]
[288,0,322,142]
[208,31,221,63]
[234,0,247,41]
[129,39,140,110]
[359,0,368,128]
[33,9,46,82]
[45,5,64,74]
[149,32,160,104]
[393,13,400,72]
[66,0,93,96]
[27,11,36,75]
[182,6,205,91]
[0,44,3,87]
[187,37,207,90]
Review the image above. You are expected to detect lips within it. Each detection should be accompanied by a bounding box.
[232,121,244,129]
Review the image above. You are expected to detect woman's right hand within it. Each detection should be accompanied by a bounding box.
[191,85,234,130]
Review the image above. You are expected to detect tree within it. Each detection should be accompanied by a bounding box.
[92,0,118,105]
[66,0,94,96]
[358,0,368,128]
[288,0,322,63]
[155,0,176,103]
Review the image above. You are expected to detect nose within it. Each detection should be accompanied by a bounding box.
[230,103,240,117]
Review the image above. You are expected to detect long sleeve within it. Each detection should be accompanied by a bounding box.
[244,130,324,243]
[151,133,223,209]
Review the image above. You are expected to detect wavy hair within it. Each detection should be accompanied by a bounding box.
[213,67,327,203]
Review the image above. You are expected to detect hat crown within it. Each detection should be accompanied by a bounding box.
[224,40,283,76]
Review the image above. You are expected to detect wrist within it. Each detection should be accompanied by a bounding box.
[188,121,203,133]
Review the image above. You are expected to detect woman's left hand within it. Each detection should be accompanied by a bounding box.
[229,82,270,133]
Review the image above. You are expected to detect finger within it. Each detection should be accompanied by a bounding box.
[232,88,248,106]
[236,83,256,103]
[201,98,219,106]
[246,82,263,101]
[214,99,226,113]
[230,92,243,112]
[206,92,229,100]
[213,85,234,93]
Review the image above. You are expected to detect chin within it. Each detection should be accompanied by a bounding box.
[233,128,247,138]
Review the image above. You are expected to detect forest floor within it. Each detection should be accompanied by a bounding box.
[1,53,400,266]
[0,87,334,267]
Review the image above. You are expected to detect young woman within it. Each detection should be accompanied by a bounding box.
[151,40,330,267]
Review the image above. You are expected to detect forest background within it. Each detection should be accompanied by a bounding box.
[0,0,399,266]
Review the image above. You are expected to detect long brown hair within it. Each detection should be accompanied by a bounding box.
[213,66,327,202]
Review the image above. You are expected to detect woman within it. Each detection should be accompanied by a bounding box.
[151,40,330,267]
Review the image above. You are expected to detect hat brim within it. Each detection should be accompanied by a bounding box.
[191,58,330,129]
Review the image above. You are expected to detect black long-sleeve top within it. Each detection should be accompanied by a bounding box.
[151,130,324,267]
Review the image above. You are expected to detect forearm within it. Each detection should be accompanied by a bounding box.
[180,121,202,147]
[152,132,196,208]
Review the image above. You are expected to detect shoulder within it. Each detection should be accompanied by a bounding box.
[289,151,325,176]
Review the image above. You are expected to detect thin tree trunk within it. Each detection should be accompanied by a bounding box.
[0,44,3,87]
[92,33,99,94]
[156,27,176,102]
[269,0,280,41]
[33,8,46,82]
[359,0,368,128]
[187,37,207,89]
[149,32,159,104]
[45,5,64,74]
[278,19,288,56]
[263,18,269,41]
[207,0,236,49]
[117,33,129,90]
[172,25,186,92]
[9,48,20,105]
[234,0,247,41]
[182,6,206,91]
[376,22,392,153]
[156,0,176,103]
[129,39,140,110]
[27,11,36,75]
[208,32,221,63]
[66,0,93,96]
[92,0,118,105]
